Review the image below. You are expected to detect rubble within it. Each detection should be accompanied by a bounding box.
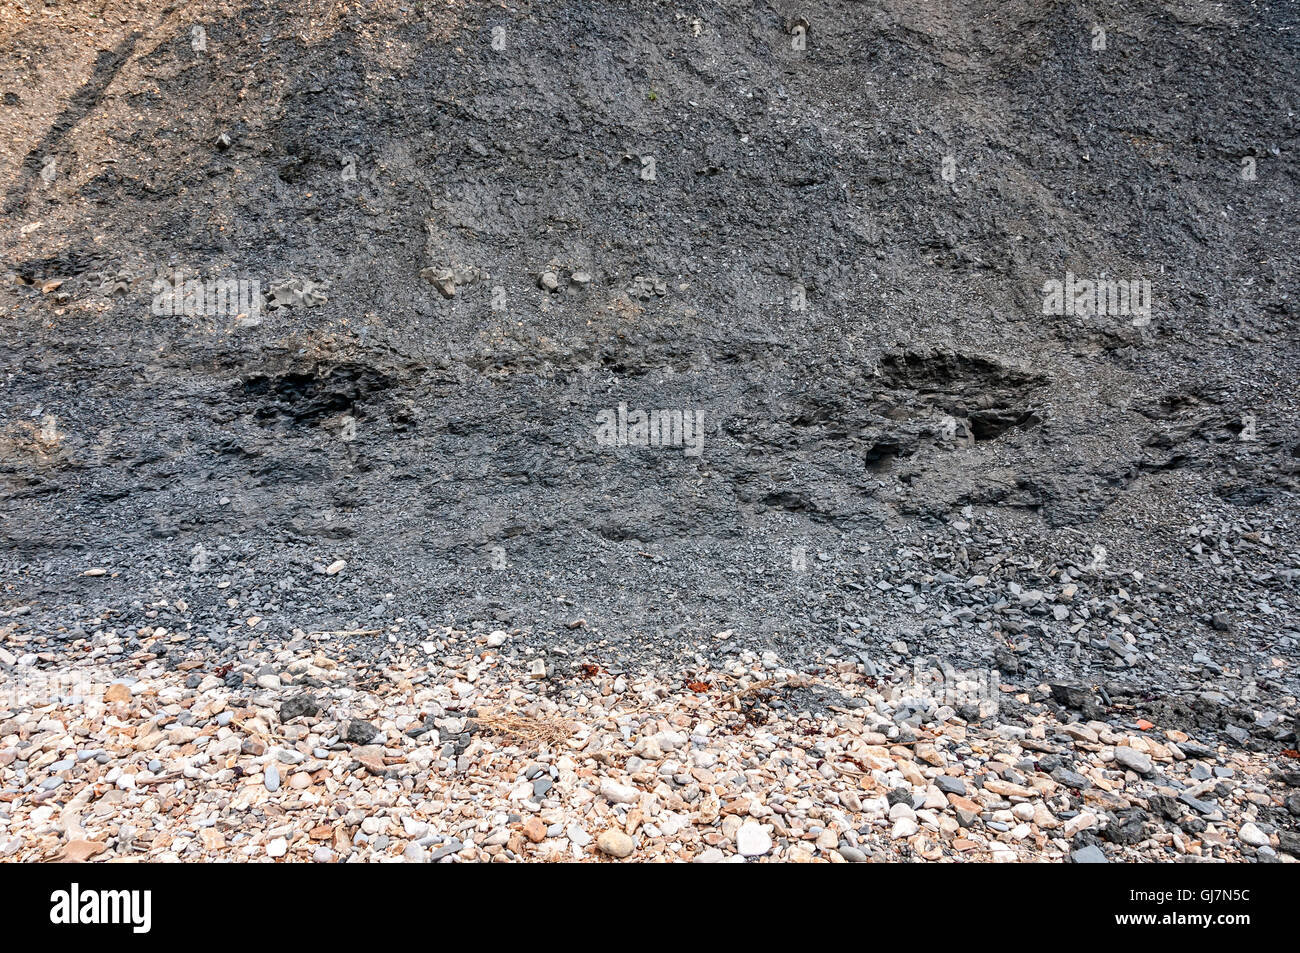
[1,623,1294,863]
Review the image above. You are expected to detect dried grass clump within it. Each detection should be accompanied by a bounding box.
[475,708,574,747]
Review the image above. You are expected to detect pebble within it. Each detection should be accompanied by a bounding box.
[430,840,463,861]
[935,776,966,796]
[599,779,640,804]
[1113,746,1155,776]
[0,618,1285,867]
[596,829,635,858]
[523,817,547,843]
[1238,823,1268,847]
[735,822,772,857]
[891,818,919,839]
[344,719,379,744]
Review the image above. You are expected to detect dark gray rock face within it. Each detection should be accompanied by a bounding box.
[0,1,1295,751]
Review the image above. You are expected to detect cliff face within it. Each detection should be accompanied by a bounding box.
[0,1,1296,729]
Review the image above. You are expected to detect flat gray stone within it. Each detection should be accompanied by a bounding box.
[1113,746,1154,776]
